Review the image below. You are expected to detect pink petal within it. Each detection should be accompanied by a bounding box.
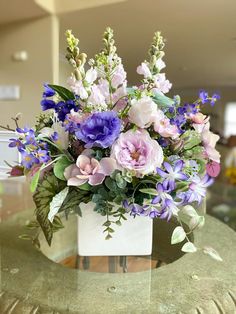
[67,177,88,186]
[64,164,79,180]
[206,162,221,177]
[99,157,117,176]
[76,155,91,169]
[88,173,105,186]
[76,174,90,180]
[91,158,101,174]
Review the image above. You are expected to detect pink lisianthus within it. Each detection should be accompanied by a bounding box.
[201,123,221,163]
[154,112,179,139]
[111,129,163,176]
[190,112,209,124]
[128,96,158,128]
[64,151,117,186]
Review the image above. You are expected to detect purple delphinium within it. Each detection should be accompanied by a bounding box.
[41,99,56,111]
[156,160,189,190]
[199,90,209,104]
[210,93,220,106]
[177,103,198,116]
[43,83,56,98]
[199,90,220,106]
[55,100,78,121]
[76,111,121,148]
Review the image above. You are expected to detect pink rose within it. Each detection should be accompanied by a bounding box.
[154,112,179,139]
[111,129,163,176]
[64,152,117,186]
[128,96,158,128]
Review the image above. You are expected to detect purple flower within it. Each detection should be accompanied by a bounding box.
[55,100,78,121]
[25,129,36,145]
[9,138,25,150]
[199,90,208,104]
[210,93,220,106]
[20,151,39,169]
[16,127,31,134]
[36,149,50,163]
[156,160,188,190]
[41,99,56,111]
[43,83,55,98]
[151,183,179,220]
[187,174,214,203]
[76,111,121,148]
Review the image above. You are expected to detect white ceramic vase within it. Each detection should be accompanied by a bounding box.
[78,202,153,256]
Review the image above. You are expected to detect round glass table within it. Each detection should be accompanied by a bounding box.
[0,178,236,313]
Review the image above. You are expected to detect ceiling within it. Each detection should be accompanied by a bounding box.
[0,0,47,25]
[59,0,236,88]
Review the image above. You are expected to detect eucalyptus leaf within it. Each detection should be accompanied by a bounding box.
[53,156,72,181]
[171,226,186,244]
[203,246,223,262]
[181,242,197,253]
[48,84,75,101]
[152,93,175,107]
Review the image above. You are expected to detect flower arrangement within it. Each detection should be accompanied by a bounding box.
[6,28,222,258]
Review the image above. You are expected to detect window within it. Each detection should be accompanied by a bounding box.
[224,102,236,137]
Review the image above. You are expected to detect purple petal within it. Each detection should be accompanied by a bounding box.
[175,173,189,181]
[88,173,105,186]
[174,160,184,172]
[152,195,161,204]
[100,157,117,176]
[163,162,173,173]
[68,177,87,186]
[156,167,167,177]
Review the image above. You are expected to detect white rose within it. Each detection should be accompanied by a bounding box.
[128,96,158,128]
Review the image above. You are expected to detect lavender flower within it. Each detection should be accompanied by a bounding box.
[76,111,121,148]
[199,90,220,106]
[156,160,188,190]
[210,93,220,106]
[199,90,209,104]
[188,174,214,203]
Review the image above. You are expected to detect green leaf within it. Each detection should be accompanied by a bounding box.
[171,226,186,244]
[181,130,201,150]
[48,84,75,101]
[30,170,41,193]
[139,188,158,196]
[33,173,67,246]
[203,246,223,262]
[152,93,175,107]
[181,242,197,253]
[52,215,64,232]
[48,187,69,222]
[189,216,205,230]
[53,156,73,181]
[105,177,117,191]
[59,186,90,218]
[19,234,32,240]
[181,205,198,218]
[78,183,91,191]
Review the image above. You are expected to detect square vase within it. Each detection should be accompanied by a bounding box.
[78,202,153,256]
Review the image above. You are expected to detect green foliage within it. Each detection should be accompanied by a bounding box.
[53,156,73,181]
[139,188,158,196]
[181,130,201,150]
[48,84,75,101]
[33,173,67,246]
[152,93,175,108]
[59,186,91,218]
[30,170,41,193]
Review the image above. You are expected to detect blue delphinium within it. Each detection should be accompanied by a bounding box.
[199,90,220,106]
[55,100,78,121]
[43,83,56,98]
[76,111,121,148]
[41,99,56,111]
